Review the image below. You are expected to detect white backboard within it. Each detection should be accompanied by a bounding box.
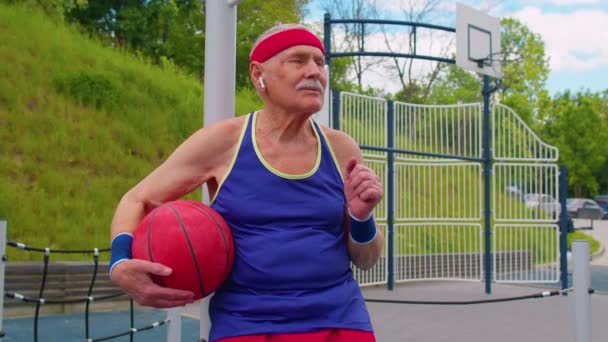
[456,3,502,78]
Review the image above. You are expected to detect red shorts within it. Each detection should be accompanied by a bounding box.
[215,329,376,342]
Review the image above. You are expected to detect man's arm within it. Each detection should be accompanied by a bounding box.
[323,127,384,270]
[109,117,243,307]
[110,117,241,239]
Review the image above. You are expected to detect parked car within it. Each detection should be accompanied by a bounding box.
[567,198,606,220]
[505,184,523,200]
[594,195,608,219]
[524,193,561,216]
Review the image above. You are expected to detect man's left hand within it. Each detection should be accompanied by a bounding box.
[344,158,383,220]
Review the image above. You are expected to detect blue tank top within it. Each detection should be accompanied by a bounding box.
[208,112,372,341]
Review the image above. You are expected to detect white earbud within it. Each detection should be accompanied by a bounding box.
[259,77,265,89]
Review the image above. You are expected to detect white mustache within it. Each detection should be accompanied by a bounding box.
[295,80,324,93]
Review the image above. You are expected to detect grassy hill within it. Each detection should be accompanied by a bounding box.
[0,3,262,261]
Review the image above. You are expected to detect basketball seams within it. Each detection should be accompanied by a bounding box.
[166,204,206,297]
[146,208,168,288]
[182,201,232,280]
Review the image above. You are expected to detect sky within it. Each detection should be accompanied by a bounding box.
[303,0,608,97]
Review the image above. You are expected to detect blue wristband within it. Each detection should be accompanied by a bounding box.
[349,210,377,244]
[109,233,133,278]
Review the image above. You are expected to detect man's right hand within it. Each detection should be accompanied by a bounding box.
[111,259,196,308]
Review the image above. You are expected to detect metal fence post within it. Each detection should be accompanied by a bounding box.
[572,240,591,342]
[323,12,331,69]
[386,100,395,291]
[559,165,569,289]
[482,75,492,294]
[332,89,341,130]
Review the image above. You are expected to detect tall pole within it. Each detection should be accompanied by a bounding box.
[201,1,239,341]
[204,0,237,128]
[572,240,591,342]
[482,75,492,294]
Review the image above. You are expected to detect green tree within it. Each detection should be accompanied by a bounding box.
[542,91,608,197]
[426,64,481,104]
[66,0,206,77]
[43,0,311,85]
[1,0,68,19]
[499,18,551,125]
[329,56,358,92]
[590,90,608,194]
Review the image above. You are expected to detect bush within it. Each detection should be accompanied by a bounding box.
[54,71,121,110]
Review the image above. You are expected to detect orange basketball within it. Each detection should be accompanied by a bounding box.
[132,200,234,300]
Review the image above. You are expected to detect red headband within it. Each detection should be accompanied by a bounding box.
[250,28,325,63]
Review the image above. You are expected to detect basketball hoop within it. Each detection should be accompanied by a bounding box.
[456,3,502,79]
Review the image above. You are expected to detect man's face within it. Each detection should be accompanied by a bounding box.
[264,45,327,113]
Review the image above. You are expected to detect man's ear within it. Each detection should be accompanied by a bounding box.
[250,62,262,84]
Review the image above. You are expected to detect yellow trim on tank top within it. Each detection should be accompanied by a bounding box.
[210,114,250,204]
[316,124,345,182]
[252,111,321,180]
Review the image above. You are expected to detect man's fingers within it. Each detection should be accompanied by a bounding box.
[139,290,195,308]
[350,180,383,199]
[132,259,172,276]
[148,286,195,301]
[346,168,380,191]
[145,297,195,309]
[115,259,196,308]
[359,187,383,202]
[132,280,195,308]
[345,158,357,179]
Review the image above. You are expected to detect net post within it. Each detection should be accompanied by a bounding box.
[0,220,5,337]
[166,307,182,342]
[572,240,591,342]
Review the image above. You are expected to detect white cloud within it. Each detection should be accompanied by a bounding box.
[509,6,608,72]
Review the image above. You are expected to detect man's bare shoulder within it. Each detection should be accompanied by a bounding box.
[190,115,248,147]
[319,125,362,171]
[320,126,359,155]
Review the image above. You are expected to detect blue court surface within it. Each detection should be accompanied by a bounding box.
[2,309,200,342]
[589,266,608,291]
[543,265,608,292]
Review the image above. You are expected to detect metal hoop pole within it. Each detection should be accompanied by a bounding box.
[201,0,239,340]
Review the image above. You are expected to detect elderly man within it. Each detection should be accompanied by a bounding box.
[109,24,384,342]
